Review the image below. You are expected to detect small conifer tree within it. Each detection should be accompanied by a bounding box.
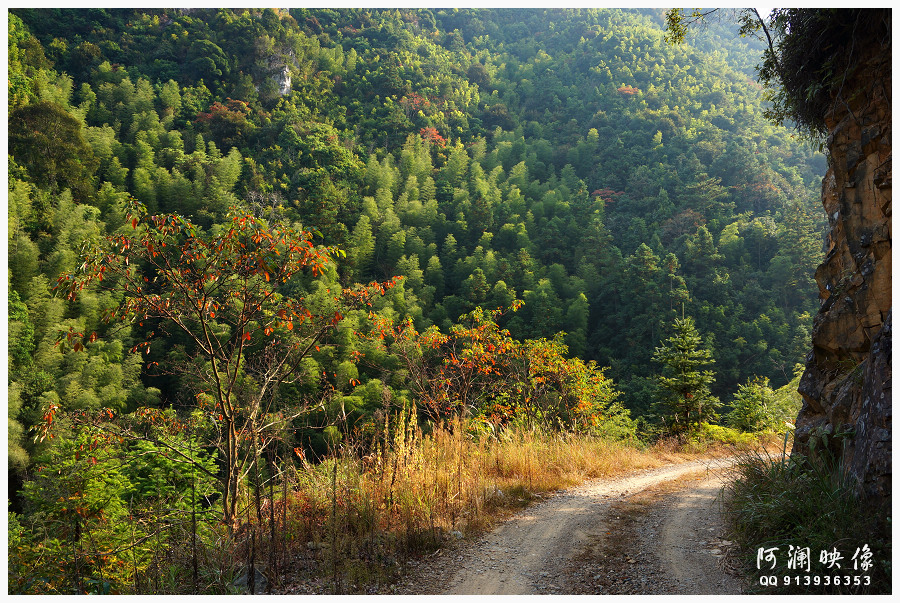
[652,315,720,438]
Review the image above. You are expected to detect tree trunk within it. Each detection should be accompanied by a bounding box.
[223,421,241,533]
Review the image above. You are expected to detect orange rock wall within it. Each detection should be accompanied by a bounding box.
[793,44,891,502]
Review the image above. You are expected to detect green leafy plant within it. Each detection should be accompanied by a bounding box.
[11,431,148,594]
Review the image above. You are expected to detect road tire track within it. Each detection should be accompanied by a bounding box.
[394,456,742,595]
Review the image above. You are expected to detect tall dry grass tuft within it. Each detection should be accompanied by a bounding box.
[265,412,675,593]
[484,429,664,492]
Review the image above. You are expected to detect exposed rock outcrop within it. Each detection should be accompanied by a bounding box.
[256,53,295,100]
[793,34,891,503]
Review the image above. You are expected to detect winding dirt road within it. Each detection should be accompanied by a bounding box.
[395,456,746,595]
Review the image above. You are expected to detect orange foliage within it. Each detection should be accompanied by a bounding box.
[420,126,447,147]
[54,199,399,529]
[367,302,626,433]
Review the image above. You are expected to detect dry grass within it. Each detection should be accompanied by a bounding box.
[254,417,752,593]
[43,415,768,595]
[54,415,766,594]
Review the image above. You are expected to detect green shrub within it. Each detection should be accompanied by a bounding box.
[696,422,757,447]
[726,376,778,432]
[12,432,147,594]
[726,372,803,434]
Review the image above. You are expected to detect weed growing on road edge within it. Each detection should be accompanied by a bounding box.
[280,420,672,593]
[723,432,891,594]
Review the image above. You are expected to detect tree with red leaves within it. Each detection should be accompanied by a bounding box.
[194,98,254,149]
[371,304,522,421]
[56,199,398,531]
[419,126,447,148]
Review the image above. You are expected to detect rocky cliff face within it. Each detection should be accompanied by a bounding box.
[794,42,891,502]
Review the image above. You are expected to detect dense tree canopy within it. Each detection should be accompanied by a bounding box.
[8,9,822,592]
[8,4,825,454]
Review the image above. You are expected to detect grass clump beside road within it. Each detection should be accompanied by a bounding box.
[265,414,745,594]
[723,433,891,594]
[281,420,672,593]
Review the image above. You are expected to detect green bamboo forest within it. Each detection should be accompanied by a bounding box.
[8,8,830,594]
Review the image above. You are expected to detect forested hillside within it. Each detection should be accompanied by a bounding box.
[8,8,825,594]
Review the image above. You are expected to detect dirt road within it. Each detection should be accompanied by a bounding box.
[395,456,746,595]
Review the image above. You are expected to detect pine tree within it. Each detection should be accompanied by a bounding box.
[652,315,720,438]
